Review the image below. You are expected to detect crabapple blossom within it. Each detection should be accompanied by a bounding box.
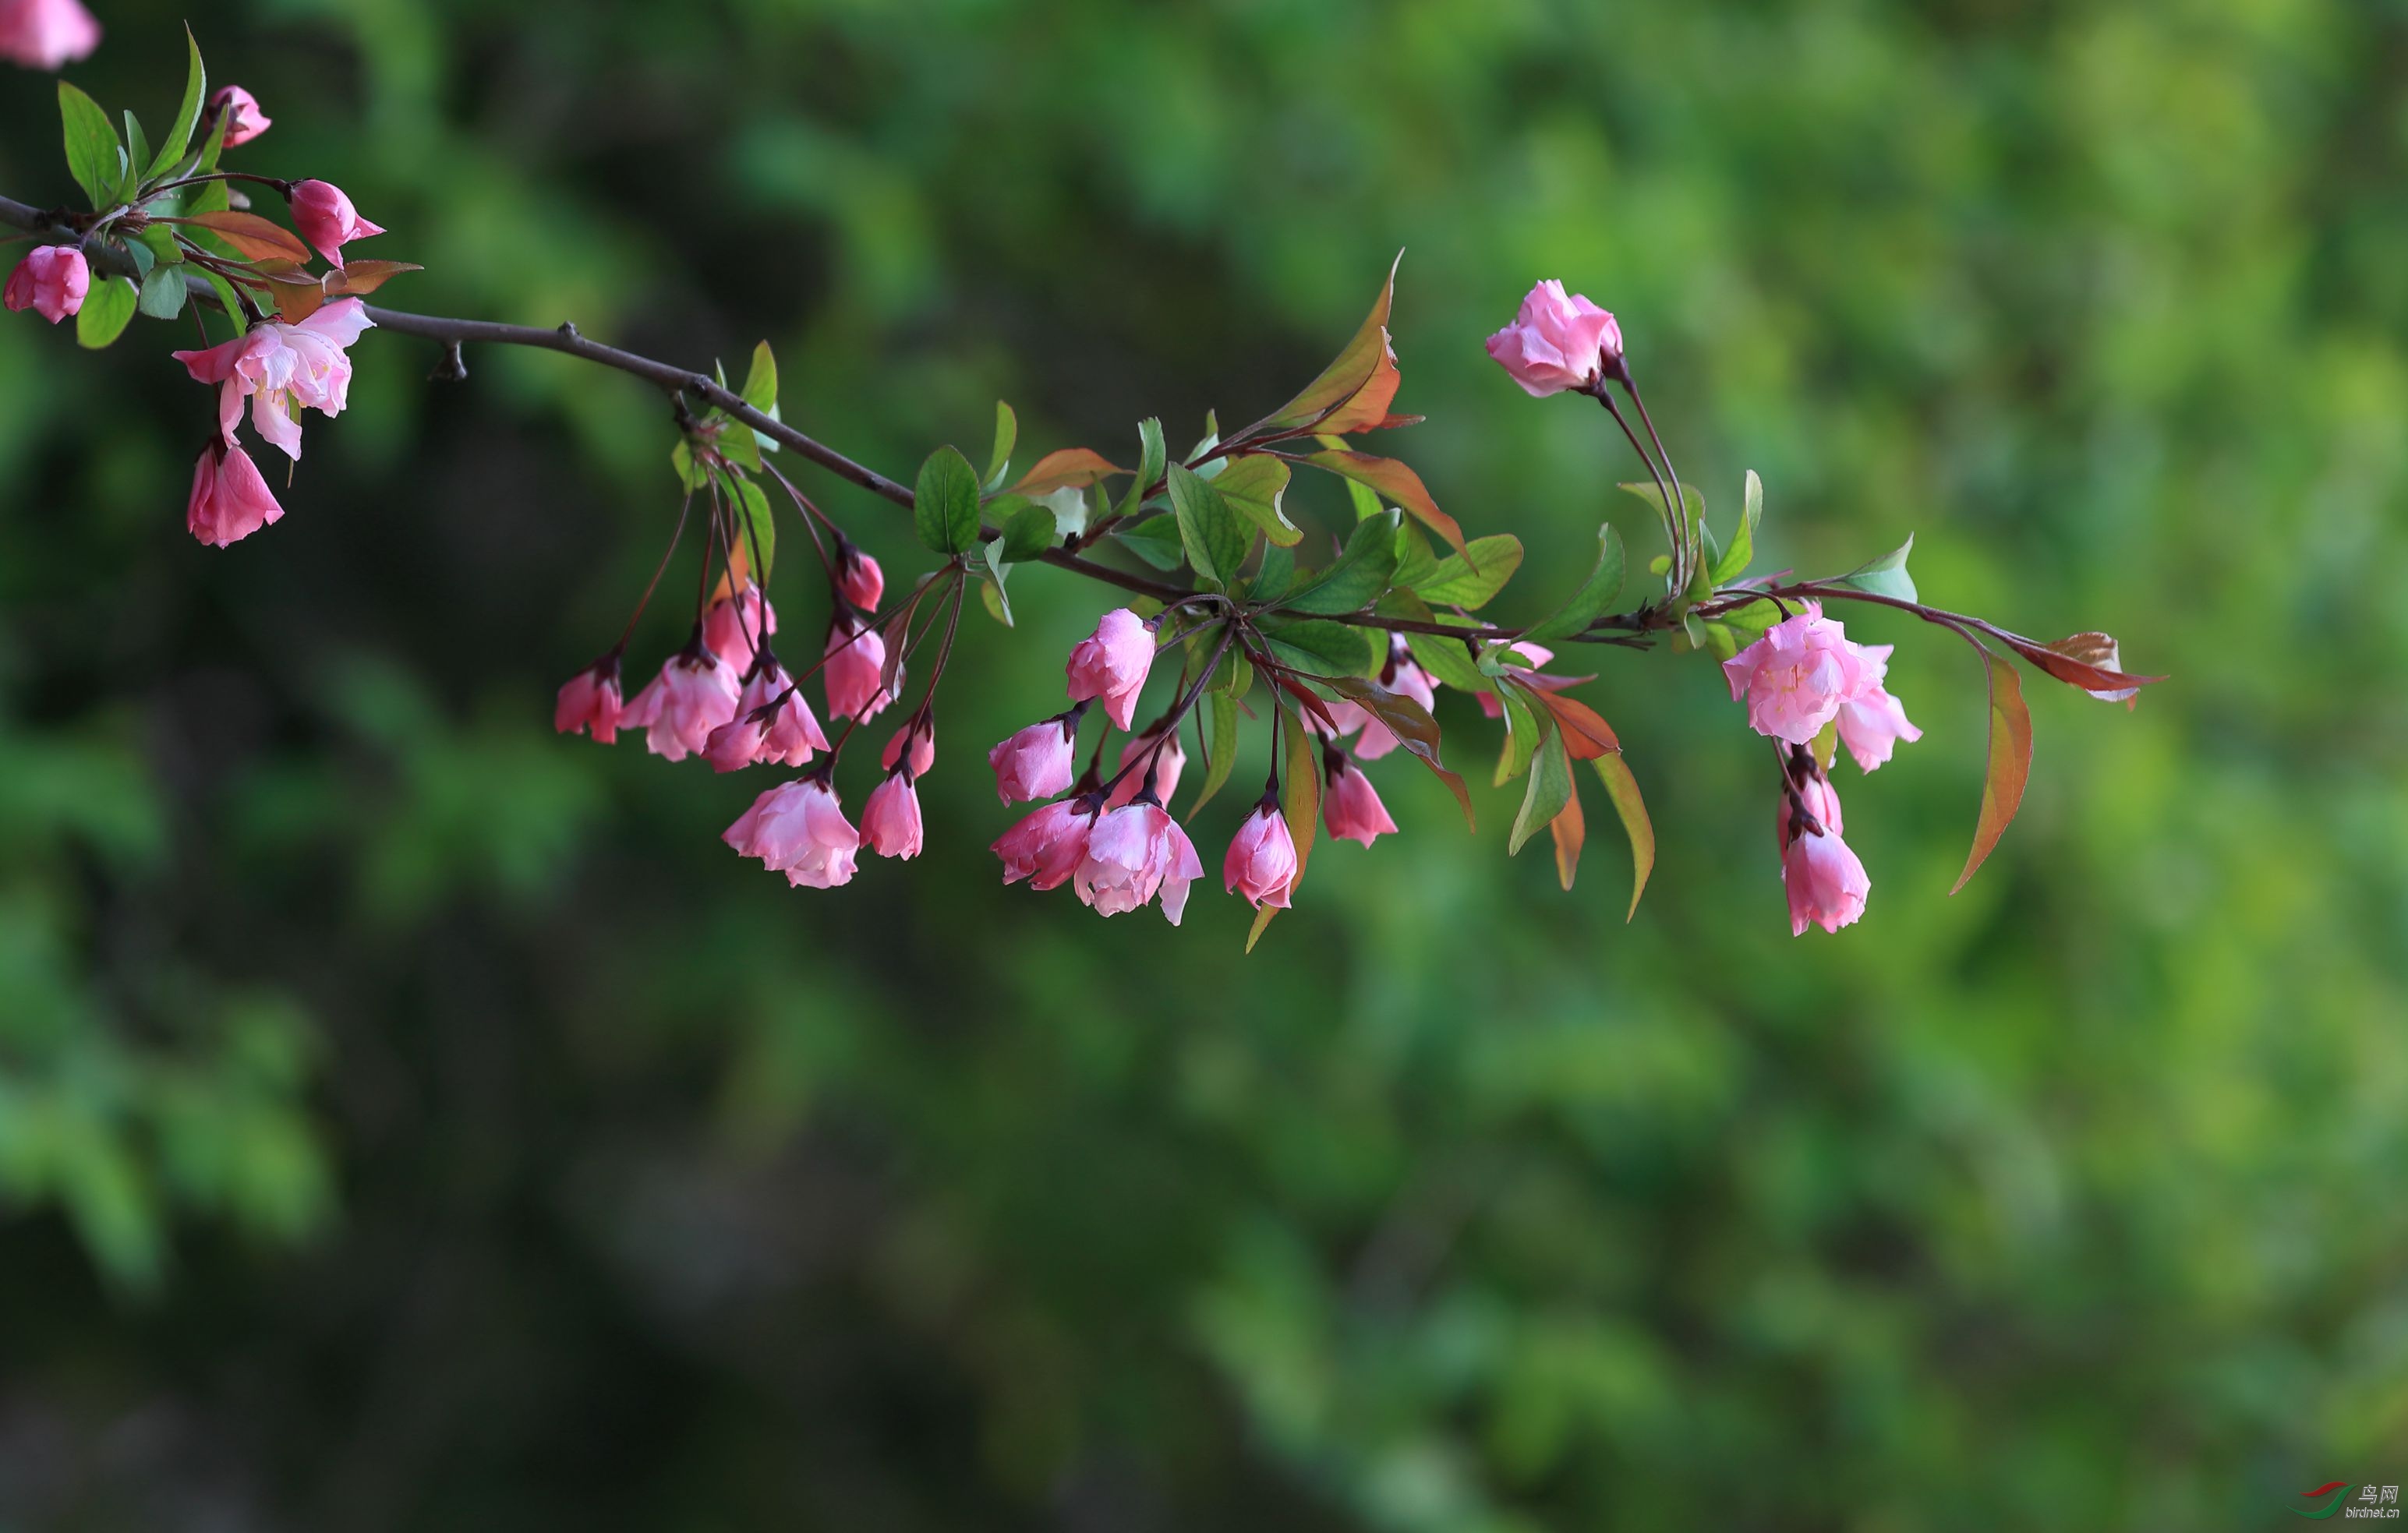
[1065,608,1154,731]
[702,585,775,667]
[823,614,896,722]
[1484,280,1624,398]
[1779,775,1869,936]
[3,244,86,323]
[882,716,935,778]
[288,180,386,268]
[623,648,741,762]
[209,85,271,146]
[707,660,829,771]
[723,778,859,889]
[1074,802,1203,924]
[1106,722,1185,809]
[1223,804,1298,910]
[1720,602,1875,746]
[553,658,624,744]
[861,771,925,860]
[836,541,884,611]
[185,440,284,547]
[0,0,98,70]
[1322,759,1397,846]
[988,714,1079,804]
[993,800,1095,890]
[1833,642,1922,772]
[172,299,375,461]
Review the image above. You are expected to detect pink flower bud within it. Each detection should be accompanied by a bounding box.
[723,778,859,889]
[1720,602,1875,746]
[553,657,624,744]
[1779,777,1869,936]
[861,772,925,860]
[988,715,1077,804]
[1322,760,1397,847]
[1832,642,1922,773]
[836,542,884,611]
[702,585,776,668]
[993,800,1096,891]
[823,614,896,722]
[1223,804,1298,910]
[0,0,99,69]
[1065,608,1155,732]
[1105,722,1185,808]
[621,648,741,762]
[882,716,935,778]
[4,245,87,323]
[185,440,285,548]
[1484,280,1623,398]
[209,85,271,147]
[288,180,387,269]
[1074,803,1203,924]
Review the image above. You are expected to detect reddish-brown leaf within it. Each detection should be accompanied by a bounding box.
[323,260,423,297]
[1009,448,1127,496]
[1953,645,2034,894]
[168,210,311,265]
[2004,630,2162,709]
[1327,675,1476,831]
[1249,252,1404,440]
[1539,692,1621,761]
[1590,753,1654,922]
[1301,450,1469,560]
[1550,776,1585,892]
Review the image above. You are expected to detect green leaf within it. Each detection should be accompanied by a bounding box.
[1590,753,1654,920]
[978,541,1013,626]
[736,341,776,414]
[121,236,154,277]
[1711,469,1763,587]
[728,473,776,584]
[1283,509,1399,616]
[1494,684,1542,787]
[978,575,1013,627]
[913,445,982,556]
[75,277,139,349]
[196,267,247,335]
[1522,524,1627,642]
[1122,417,1165,517]
[1248,544,1296,606]
[1278,704,1321,878]
[1257,616,1379,680]
[997,497,1056,563]
[150,27,207,179]
[59,83,121,210]
[192,100,232,175]
[118,112,152,203]
[1167,462,1250,586]
[1115,514,1186,571]
[983,400,1017,491]
[1208,648,1254,698]
[1832,533,1918,603]
[1211,455,1299,546]
[1510,727,1572,855]
[1191,690,1239,815]
[1410,534,1524,610]
[136,262,187,320]
[1951,643,2032,894]
[1381,592,1490,693]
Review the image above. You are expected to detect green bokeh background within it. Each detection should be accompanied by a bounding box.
[3,0,2405,1527]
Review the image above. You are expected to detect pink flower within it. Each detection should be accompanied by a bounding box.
[1833,642,1922,772]
[882,716,935,779]
[824,614,896,722]
[1065,607,1155,731]
[702,585,776,667]
[861,772,925,860]
[288,180,386,269]
[1720,602,1874,747]
[0,0,99,69]
[1484,280,1624,398]
[186,440,286,547]
[836,540,884,611]
[1780,778,1869,937]
[209,85,271,147]
[554,657,624,744]
[1322,760,1397,846]
[622,648,741,762]
[1105,722,1185,809]
[1074,803,1204,924]
[1353,644,1436,761]
[705,659,830,772]
[988,715,1078,804]
[723,778,860,889]
[1223,804,1298,910]
[172,299,375,461]
[3,244,87,323]
[993,799,1096,891]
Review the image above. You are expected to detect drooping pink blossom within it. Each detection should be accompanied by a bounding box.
[1720,602,1875,746]
[1065,607,1155,731]
[1484,280,1624,398]
[172,299,375,460]
[882,716,935,779]
[554,657,624,744]
[723,777,859,889]
[1833,642,1922,772]
[185,440,285,547]
[0,0,100,70]
[1105,722,1185,809]
[993,799,1096,890]
[702,585,776,668]
[861,772,925,860]
[288,180,386,268]
[3,244,87,323]
[1779,777,1869,937]
[622,648,741,762]
[1074,802,1203,924]
[988,715,1078,804]
[1223,804,1298,910]
[209,85,271,147]
[823,614,897,722]
[1322,760,1398,846]
[836,541,884,611]
[705,659,830,772]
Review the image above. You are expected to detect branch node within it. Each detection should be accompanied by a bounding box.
[557,320,579,340]
[429,340,468,383]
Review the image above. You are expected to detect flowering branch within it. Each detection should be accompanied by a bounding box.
[3,33,2165,943]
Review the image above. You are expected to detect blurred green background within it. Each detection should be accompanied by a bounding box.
[3,0,2406,1527]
